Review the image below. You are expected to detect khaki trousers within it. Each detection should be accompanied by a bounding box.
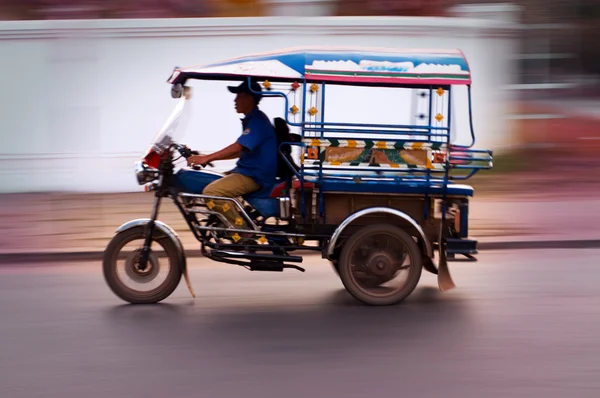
[202,173,260,230]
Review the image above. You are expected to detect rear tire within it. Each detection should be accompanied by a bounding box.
[338,224,422,306]
[330,260,340,276]
[103,226,183,304]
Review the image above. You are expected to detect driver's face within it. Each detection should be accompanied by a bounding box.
[234,92,254,115]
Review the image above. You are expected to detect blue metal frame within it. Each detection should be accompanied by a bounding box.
[319,82,326,221]
[244,76,492,225]
[300,77,308,219]
[423,87,434,220]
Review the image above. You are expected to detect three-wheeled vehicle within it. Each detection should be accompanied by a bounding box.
[102,47,493,306]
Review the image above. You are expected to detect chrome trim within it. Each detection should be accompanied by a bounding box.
[325,207,433,259]
[185,208,234,228]
[195,225,305,238]
[212,250,247,257]
[134,160,158,185]
[278,197,291,220]
[179,192,258,230]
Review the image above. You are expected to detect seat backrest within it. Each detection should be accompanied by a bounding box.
[273,117,300,179]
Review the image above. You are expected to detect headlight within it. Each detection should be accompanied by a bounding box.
[134,160,157,185]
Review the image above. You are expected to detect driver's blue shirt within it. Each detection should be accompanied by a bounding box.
[232,107,278,190]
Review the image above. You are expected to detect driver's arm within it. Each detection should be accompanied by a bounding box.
[205,142,244,162]
[200,120,264,163]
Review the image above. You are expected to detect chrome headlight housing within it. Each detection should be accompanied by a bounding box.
[134,160,158,185]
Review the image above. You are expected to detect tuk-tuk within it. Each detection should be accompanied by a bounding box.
[102,46,493,306]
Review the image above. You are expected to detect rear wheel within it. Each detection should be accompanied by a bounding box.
[337,224,422,306]
[103,226,183,304]
[330,260,340,276]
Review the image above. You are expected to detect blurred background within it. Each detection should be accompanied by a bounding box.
[2,5,600,397]
[0,0,598,253]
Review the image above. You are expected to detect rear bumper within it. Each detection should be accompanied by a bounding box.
[446,237,478,262]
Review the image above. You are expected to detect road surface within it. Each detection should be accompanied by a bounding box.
[1,249,599,397]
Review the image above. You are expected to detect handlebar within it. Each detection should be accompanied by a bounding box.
[172,144,215,169]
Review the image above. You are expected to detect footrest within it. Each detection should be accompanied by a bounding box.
[248,261,305,273]
[210,249,303,263]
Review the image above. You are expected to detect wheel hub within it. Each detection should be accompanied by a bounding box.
[125,249,160,283]
[367,253,393,276]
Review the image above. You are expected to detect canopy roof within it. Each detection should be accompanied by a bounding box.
[167,46,472,87]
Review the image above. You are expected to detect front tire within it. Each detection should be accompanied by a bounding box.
[338,224,422,306]
[103,226,183,304]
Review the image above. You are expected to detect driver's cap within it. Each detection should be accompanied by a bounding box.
[227,80,263,102]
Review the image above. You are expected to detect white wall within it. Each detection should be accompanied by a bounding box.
[0,16,519,193]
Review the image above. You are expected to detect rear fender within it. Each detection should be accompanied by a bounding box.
[325,207,433,260]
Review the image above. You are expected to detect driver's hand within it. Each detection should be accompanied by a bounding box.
[187,154,212,167]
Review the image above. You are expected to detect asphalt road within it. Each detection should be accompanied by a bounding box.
[1,249,599,398]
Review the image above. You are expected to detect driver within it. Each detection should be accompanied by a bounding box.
[187,80,278,233]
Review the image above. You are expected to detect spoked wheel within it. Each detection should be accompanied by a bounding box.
[338,224,422,306]
[103,226,182,304]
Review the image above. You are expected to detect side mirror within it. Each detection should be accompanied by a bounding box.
[171,83,183,99]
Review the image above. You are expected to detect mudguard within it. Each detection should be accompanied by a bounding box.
[325,207,433,259]
[325,207,454,292]
[115,218,194,298]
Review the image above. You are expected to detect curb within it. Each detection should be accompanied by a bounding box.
[1,239,600,265]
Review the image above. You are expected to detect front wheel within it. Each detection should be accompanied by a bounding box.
[338,224,422,306]
[103,226,183,304]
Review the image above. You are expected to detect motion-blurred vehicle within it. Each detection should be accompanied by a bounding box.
[102,46,493,306]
